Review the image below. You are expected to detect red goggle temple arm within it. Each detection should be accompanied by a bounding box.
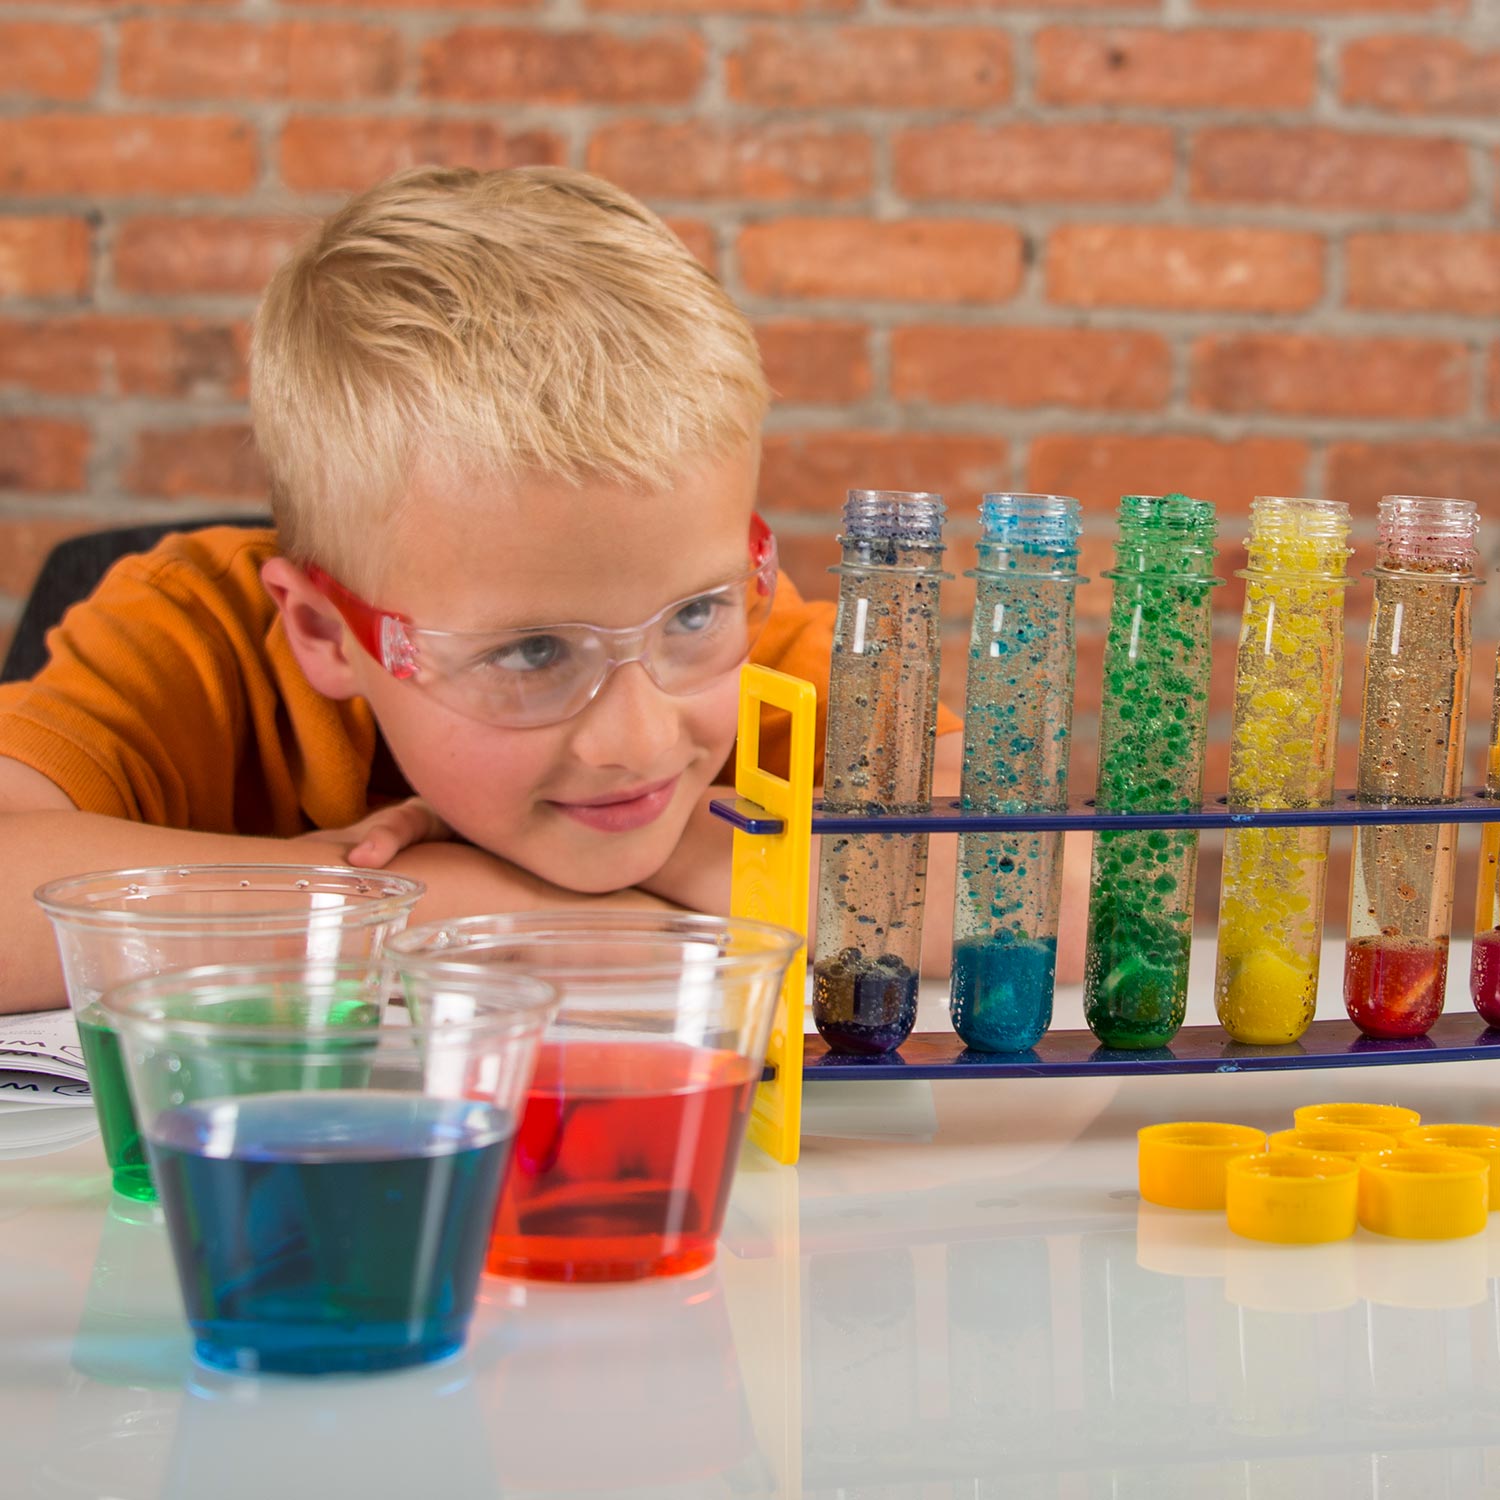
[303,563,411,671]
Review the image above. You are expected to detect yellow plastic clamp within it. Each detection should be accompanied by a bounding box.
[730,664,816,1168]
[1226,1151,1358,1244]
[1138,1122,1268,1211]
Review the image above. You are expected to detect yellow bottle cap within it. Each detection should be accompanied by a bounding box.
[1356,1147,1489,1239]
[1268,1126,1398,1163]
[1293,1102,1419,1137]
[1226,1151,1358,1244]
[1138,1122,1267,1210]
[1400,1125,1500,1197]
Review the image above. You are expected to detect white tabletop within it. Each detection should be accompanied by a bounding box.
[6,939,1500,1500]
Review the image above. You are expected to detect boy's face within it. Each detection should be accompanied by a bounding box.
[342,447,759,894]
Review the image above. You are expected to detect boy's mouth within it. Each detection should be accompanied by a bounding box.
[549,775,681,834]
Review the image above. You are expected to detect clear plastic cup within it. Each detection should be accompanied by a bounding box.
[35,865,425,1202]
[103,958,557,1376]
[388,912,801,1284]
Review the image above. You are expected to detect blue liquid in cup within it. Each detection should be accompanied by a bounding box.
[151,1092,510,1375]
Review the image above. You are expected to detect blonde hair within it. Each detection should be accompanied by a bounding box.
[250,165,768,583]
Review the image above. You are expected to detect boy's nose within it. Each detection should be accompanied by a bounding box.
[569,660,681,770]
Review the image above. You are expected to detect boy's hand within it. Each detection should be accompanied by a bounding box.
[302,797,453,869]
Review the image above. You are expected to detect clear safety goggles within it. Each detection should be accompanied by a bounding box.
[305,516,778,729]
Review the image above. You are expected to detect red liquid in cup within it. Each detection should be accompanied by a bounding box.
[1471,929,1500,1026]
[1344,935,1448,1039]
[488,1040,758,1283]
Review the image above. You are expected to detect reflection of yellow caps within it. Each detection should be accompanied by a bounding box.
[1293,1103,1419,1138]
[1357,1147,1488,1239]
[1225,1238,1358,1313]
[1269,1126,1397,1163]
[1400,1125,1500,1196]
[1357,1233,1489,1309]
[1138,1122,1267,1210]
[1226,1152,1358,1244]
[1135,1201,1233,1278]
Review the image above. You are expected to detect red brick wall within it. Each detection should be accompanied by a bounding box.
[3,3,1499,916]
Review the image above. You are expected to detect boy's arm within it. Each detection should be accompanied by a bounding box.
[0,761,669,1015]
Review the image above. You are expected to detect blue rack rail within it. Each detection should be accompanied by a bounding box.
[713,785,1500,1083]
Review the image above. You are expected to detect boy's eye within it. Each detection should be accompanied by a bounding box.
[485,634,569,673]
[667,596,724,635]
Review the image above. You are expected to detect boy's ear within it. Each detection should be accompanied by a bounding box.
[261,558,362,701]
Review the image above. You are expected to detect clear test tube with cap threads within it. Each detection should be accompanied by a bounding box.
[811,489,947,1057]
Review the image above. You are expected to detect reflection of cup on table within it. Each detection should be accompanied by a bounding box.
[71,1195,191,1388]
[106,959,555,1375]
[478,1265,760,1496]
[390,912,799,1283]
[165,1356,497,1500]
[36,865,424,1202]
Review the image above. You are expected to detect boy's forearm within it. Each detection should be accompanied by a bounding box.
[0,811,671,1014]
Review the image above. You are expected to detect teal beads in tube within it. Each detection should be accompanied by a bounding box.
[949,494,1082,1053]
[812,490,947,1056]
[1083,494,1219,1051]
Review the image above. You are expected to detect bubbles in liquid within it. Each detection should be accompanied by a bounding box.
[294,879,310,891]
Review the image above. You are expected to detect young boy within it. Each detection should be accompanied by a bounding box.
[0,165,982,1014]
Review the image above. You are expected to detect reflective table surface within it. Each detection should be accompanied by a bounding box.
[6,940,1500,1499]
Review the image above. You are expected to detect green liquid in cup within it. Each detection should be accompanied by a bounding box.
[77,1006,154,1202]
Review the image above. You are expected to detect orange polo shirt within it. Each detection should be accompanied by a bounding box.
[0,526,956,833]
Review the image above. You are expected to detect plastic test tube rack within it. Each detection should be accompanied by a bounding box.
[720,666,1500,1166]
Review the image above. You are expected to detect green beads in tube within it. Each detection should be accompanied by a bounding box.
[1084,494,1218,1050]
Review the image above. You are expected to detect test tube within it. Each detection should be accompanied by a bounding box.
[1215,497,1351,1044]
[1083,493,1218,1050]
[1345,495,1477,1039]
[949,493,1082,1053]
[812,490,946,1056]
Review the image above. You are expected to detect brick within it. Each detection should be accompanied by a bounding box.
[1047,225,1323,312]
[0,418,89,493]
[759,431,1010,514]
[126,424,266,500]
[739,220,1023,305]
[664,217,717,275]
[114,216,305,296]
[756,320,871,404]
[770,531,841,602]
[1327,441,1500,513]
[891,326,1170,411]
[1343,36,1500,115]
[297,0,535,9]
[1346,232,1500,314]
[0,218,91,298]
[1035,27,1315,110]
[891,0,1149,9]
[727,26,1010,109]
[1191,334,1469,420]
[279,117,563,193]
[0,116,256,197]
[594,0,855,13]
[0,24,101,101]
[1197,0,1460,13]
[120,20,400,102]
[420,27,703,104]
[1191,126,1468,213]
[0,317,249,399]
[895,123,1172,204]
[587,122,871,202]
[1491,343,1500,419]
[1026,433,1309,517]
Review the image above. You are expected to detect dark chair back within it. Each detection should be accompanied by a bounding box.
[1,516,271,685]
